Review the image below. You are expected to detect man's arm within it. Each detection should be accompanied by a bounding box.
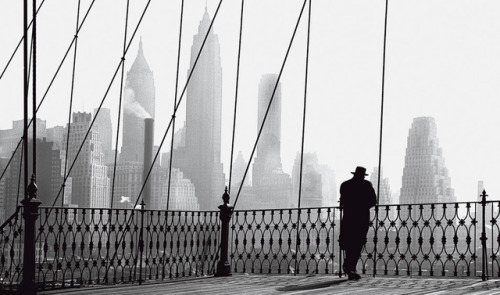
[367,181,377,208]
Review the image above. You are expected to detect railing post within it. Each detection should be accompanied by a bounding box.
[480,189,489,281]
[19,175,42,294]
[215,187,232,277]
[138,200,145,284]
[338,206,343,278]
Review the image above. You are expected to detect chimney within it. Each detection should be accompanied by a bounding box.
[142,118,154,208]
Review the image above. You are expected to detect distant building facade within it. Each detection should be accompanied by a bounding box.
[121,39,155,162]
[251,74,292,209]
[399,117,455,252]
[175,10,225,210]
[94,108,113,164]
[66,112,110,209]
[400,117,455,206]
[292,152,323,208]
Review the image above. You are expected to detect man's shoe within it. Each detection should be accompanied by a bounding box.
[347,271,361,281]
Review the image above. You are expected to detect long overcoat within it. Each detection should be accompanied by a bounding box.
[339,178,377,250]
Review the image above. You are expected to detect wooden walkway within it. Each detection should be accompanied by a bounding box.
[40,274,500,295]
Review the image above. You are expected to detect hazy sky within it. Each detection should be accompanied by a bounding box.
[1,0,500,204]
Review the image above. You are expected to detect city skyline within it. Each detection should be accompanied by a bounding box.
[1,1,500,205]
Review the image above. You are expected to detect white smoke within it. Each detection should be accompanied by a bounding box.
[124,88,152,119]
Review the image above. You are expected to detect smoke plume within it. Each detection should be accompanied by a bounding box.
[124,88,152,119]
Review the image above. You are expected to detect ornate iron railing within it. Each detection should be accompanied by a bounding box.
[0,206,24,291]
[2,192,500,291]
[362,201,488,277]
[230,207,341,275]
[33,206,220,290]
[229,196,499,280]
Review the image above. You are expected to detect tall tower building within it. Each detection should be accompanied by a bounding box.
[399,117,455,252]
[400,117,455,206]
[121,39,155,162]
[175,9,224,210]
[251,74,292,209]
[66,112,110,209]
[253,74,282,183]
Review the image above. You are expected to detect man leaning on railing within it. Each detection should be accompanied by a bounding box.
[339,166,377,280]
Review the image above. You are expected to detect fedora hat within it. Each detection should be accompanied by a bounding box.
[351,166,368,176]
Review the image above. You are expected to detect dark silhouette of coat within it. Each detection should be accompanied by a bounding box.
[339,177,377,250]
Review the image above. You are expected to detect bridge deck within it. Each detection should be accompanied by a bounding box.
[39,274,500,295]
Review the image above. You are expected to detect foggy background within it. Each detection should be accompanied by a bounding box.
[1,0,500,204]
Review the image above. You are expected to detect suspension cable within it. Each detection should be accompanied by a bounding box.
[0,0,46,81]
[48,0,153,210]
[61,0,82,207]
[166,0,185,211]
[294,0,312,276]
[227,0,245,195]
[233,0,308,209]
[297,0,311,210]
[0,0,97,185]
[377,0,389,205]
[374,0,390,278]
[32,0,38,179]
[23,0,29,199]
[108,1,225,272]
[110,0,131,208]
[129,0,224,210]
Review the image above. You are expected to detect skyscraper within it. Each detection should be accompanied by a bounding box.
[175,9,224,210]
[121,39,155,162]
[399,117,455,252]
[400,117,455,206]
[66,112,110,209]
[251,74,292,209]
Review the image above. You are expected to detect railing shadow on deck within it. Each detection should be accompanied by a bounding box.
[1,191,498,292]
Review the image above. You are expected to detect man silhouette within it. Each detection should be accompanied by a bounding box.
[339,166,377,280]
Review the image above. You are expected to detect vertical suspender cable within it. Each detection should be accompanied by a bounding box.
[297,0,311,210]
[228,0,245,195]
[110,0,130,208]
[130,0,225,210]
[23,0,29,198]
[233,0,308,209]
[32,0,37,178]
[377,0,389,205]
[294,0,312,276]
[62,0,82,207]
[166,0,185,211]
[374,0,389,278]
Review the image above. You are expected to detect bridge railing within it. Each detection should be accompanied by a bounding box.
[0,206,24,291]
[2,191,499,292]
[228,192,498,280]
[230,207,341,275]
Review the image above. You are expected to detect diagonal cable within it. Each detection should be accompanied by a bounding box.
[166,0,185,211]
[110,0,131,208]
[0,0,97,184]
[61,0,82,207]
[233,0,308,209]
[0,0,46,81]
[227,0,245,195]
[129,0,224,210]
